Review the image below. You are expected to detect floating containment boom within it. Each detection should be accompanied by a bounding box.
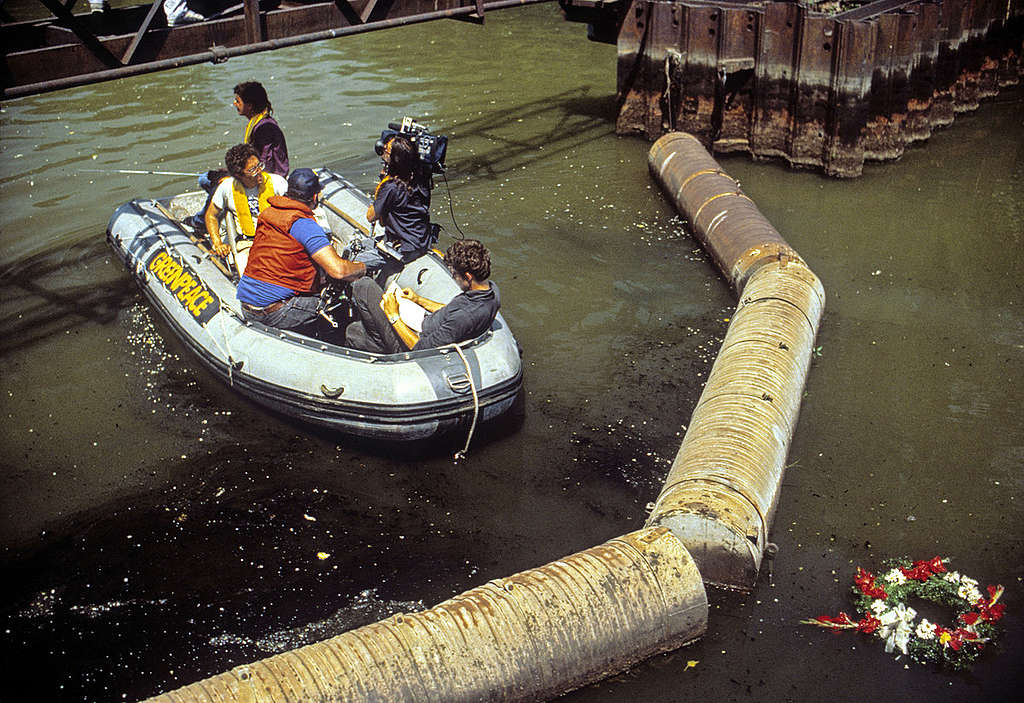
[143,528,707,702]
[646,132,825,591]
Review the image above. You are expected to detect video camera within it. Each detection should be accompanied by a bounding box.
[374,117,448,175]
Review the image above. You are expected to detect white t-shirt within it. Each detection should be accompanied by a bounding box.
[211,173,288,234]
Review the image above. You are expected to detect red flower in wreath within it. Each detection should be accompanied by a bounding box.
[978,585,1007,623]
[900,555,947,582]
[960,611,981,626]
[984,603,1006,622]
[856,613,881,634]
[816,613,855,628]
[854,567,888,600]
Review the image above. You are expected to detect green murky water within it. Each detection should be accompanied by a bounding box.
[1,5,1021,701]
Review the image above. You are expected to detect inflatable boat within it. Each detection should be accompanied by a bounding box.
[106,168,523,441]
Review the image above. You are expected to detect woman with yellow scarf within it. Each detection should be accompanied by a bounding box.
[233,81,289,177]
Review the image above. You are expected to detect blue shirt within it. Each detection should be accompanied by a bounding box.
[236,218,331,307]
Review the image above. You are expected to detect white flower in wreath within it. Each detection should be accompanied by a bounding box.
[884,568,906,585]
[958,583,983,603]
[943,571,962,584]
[916,618,937,640]
[870,599,888,615]
[959,577,980,598]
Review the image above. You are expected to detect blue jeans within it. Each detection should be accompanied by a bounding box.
[186,173,220,232]
[241,295,322,332]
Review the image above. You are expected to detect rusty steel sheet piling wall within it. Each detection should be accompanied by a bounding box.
[143,528,708,703]
[614,0,1024,176]
[646,132,825,590]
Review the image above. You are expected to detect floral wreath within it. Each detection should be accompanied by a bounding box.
[802,556,1006,670]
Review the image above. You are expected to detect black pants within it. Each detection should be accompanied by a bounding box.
[344,278,405,354]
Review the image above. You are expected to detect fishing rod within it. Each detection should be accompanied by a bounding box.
[80,168,199,177]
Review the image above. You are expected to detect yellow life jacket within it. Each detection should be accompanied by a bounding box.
[243,109,269,145]
[230,175,276,238]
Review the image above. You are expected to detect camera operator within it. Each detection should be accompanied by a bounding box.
[355,135,433,276]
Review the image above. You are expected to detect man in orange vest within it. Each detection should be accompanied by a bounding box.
[237,169,365,332]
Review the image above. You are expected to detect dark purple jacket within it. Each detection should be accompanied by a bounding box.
[249,114,289,177]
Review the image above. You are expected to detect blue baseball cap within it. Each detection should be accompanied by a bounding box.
[287,168,322,200]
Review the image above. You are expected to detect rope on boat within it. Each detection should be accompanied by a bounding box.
[218,312,237,386]
[450,341,479,461]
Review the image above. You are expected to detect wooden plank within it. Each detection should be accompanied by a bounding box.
[360,0,381,23]
[244,0,264,43]
[121,0,163,65]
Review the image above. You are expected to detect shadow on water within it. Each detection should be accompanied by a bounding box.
[440,88,619,180]
[320,88,619,186]
[0,238,136,355]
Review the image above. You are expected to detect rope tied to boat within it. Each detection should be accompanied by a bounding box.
[450,341,479,461]
[218,312,238,386]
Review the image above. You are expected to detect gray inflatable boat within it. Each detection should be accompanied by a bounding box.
[106,168,523,441]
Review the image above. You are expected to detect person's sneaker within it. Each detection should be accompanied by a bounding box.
[89,1,111,11]
[167,10,205,27]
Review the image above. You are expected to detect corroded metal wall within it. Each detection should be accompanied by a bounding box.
[616,0,1024,176]
[646,132,825,590]
[143,528,707,702]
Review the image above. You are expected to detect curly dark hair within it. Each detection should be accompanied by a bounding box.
[445,239,490,281]
[224,143,258,179]
[233,81,272,114]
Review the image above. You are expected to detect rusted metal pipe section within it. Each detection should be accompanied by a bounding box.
[142,528,707,702]
[645,132,825,590]
[647,132,802,291]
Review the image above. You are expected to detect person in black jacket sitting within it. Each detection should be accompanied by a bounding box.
[354,135,433,276]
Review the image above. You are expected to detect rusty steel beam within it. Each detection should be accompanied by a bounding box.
[243,0,264,43]
[360,0,383,22]
[121,0,164,65]
[32,0,123,68]
[2,0,552,98]
[602,0,1024,177]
